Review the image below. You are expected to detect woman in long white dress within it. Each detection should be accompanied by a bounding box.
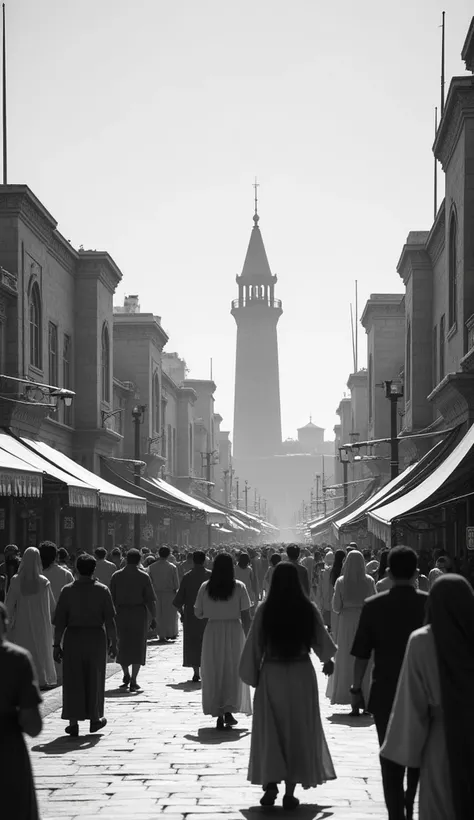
[195,553,252,730]
[6,547,56,688]
[240,562,337,810]
[381,574,474,820]
[326,550,375,708]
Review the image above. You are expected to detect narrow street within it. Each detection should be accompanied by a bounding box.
[31,636,386,820]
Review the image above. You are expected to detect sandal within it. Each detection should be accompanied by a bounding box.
[119,674,130,689]
[260,784,279,806]
[89,718,107,733]
[65,724,79,737]
[224,712,238,726]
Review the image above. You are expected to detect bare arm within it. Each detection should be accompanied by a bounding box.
[353,657,370,689]
[241,608,251,635]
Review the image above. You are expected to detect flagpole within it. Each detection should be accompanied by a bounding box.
[434,107,438,221]
[2,3,6,184]
[441,11,445,116]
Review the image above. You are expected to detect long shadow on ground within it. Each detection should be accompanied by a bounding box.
[241,805,333,819]
[31,735,102,754]
[327,712,374,728]
[185,728,250,745]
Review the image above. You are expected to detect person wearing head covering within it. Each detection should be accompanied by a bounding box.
[239,562,337,809]
[5,546,56,688]
[315,551,335,628]
[381,574,474,820]
[326,550,375,709]
[0,601,43,820]
[173,551,211,682]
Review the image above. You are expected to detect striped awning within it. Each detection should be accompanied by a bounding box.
[0,447,43,498]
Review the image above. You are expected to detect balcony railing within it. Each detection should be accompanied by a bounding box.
[231,297,282,310]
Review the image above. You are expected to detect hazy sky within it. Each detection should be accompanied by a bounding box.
[10,1,473,440]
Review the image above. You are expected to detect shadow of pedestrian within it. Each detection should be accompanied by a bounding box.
[166,681,201,691]
[240,805,333,818]
[184,728,250,745]
[31,735,102,754]
[327,712,374,728]
[104,688,140,698]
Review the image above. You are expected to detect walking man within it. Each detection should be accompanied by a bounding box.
[173,551,211,682]
[286,544,310,596]
[53,553,117,736]
[110,549,157,691]
[94,547,117,588]
[148,546,180,641]
[351,546,427,820]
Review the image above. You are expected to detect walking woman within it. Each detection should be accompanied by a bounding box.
[0,602,43,820]
[327,550,375,709]
[327,549,345,639]
[194,553,252,730]
[6,546,56,688]
[240,563,337,809]
[381,574,474,820]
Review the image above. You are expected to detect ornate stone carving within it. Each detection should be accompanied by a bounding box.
[434,83,474,170]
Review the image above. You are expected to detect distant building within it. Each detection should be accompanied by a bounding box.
[231,208,283,459]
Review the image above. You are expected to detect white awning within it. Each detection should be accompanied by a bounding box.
[0,434,97,508]
[0,447,43,498]
[21,438,146,515]
[145,477,227,524]
[368,423,474,542]
[333,464,418,535]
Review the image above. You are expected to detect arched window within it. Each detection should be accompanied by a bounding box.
[448,210,457,329]
[101,323,110,403]
[406,320,411,402]
[368,353,373,422]
[29,282,42,368]
[152,373,160,433]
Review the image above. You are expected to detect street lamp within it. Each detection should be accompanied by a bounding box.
[132,405,146,549]
[339,446,351,507]
[384,380,404,479]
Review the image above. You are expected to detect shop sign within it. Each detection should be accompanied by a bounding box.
[467,527,474,551]
[107,521,115,536]
[63,517,75,530]
[163,518,170,526]
[0,509,5,531]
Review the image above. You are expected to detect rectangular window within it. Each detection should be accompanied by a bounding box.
[62,334,72,426]
[432,325,438,390]
[48,323,58,386]
[173,428,177,476]
[439,315,445,381]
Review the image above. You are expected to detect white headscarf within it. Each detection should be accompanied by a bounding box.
[18,546,42,596]
[341,550,370,605]
[325,551,335,567]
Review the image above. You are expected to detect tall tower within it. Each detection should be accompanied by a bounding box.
[232,200,283,459]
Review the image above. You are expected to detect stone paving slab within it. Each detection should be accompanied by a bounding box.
[29,635,392,820]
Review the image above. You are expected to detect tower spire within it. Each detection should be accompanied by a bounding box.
[253,177,259,225]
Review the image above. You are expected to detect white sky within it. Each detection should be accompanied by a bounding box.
[10,0,473,441]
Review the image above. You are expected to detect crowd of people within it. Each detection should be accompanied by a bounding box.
[1,536,472,820]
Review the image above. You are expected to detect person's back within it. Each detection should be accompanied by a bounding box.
[149,557,178,591]
[56,577,111,628]
[198,579,247,620]
[286,544,310,596]
[93,548,117,587]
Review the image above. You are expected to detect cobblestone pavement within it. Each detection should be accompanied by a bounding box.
[30,636,388,820]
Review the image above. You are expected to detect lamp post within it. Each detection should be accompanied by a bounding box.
[132,404,146,549]
[384,380,404,480]
[244,480,250,513]
[235,477,240,510]
[339,446,351,507]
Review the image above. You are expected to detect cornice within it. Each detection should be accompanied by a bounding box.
[426,200,446,267]
[76,251,122,293]
[433,78,474,170]
[114,316,169,349]
[360,297,405,328]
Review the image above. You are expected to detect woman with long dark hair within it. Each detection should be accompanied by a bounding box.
[381,574,474,819]
[327,549,345,638]
[195,553,252,730]
[239,562,337,809]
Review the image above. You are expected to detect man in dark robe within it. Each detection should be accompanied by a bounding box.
[53,553,116,736]
[0,544,20,602]
[110,549,156,691]
[173,551,210,682]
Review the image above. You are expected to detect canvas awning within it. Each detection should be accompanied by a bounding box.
[0,433,98,508]
[367,424,474,542]
[308,479,379,536]
[0,447,43,498]
[21,438,146,515]
[333,464,418,536]
[145,477,227,524]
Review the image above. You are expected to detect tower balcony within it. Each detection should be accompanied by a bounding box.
[231,297,282,310]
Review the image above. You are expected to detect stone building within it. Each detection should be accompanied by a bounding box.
[0,185,145,550]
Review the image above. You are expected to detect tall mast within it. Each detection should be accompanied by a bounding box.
[2,3,6,184]
[441,11,446,116]
[434,107,438,220]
